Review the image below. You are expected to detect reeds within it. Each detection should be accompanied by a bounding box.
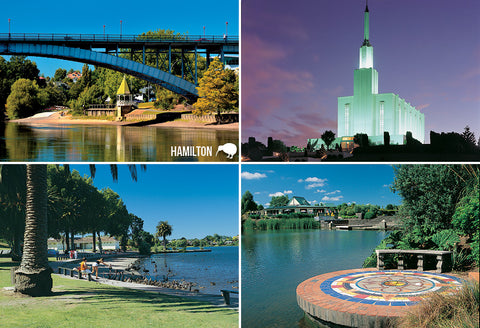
[396,281,479,328]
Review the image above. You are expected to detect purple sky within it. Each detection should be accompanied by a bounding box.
[241,0,480,146]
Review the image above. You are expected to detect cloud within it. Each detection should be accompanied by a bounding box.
[383,184,390,188]
[315,189,327,193]
[241,172,267,180]
[416,103,430,111]
[254,191,262,195]
[306,183,326,189]
[324,190,341,195]
[283,190,293,194]
[322,195,344,201]
[269,192,285,197]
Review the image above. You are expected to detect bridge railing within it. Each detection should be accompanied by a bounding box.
[0,33,238,43]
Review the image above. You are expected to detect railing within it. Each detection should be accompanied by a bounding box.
[0,33,238,44]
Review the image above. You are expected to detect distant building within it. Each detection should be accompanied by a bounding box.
[48,236,119,251]
[67,71,82,82]
[251,196,338,218]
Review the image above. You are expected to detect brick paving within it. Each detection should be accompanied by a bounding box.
[296,268,464,327]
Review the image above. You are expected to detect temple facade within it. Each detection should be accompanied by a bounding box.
[337,3,425,145]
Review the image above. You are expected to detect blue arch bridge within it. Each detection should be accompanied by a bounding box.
[0,33,239,101]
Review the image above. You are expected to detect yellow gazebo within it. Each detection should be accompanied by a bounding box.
[116,76,136,117]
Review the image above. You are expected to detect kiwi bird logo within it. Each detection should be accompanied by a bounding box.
[216,143,237,159]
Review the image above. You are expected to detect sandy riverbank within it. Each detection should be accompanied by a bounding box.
[10,112,238,130]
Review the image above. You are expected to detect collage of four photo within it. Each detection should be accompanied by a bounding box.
[0,0,478,327]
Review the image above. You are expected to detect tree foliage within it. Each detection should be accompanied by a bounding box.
[194,58,238,115]
[270,195,289,208]
[241,191,258,215]
[5,78,40,119]
[156,221,172,249]
[321,130,336,150]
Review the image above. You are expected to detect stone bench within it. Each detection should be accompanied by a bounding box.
[220,289,239,305]
[376,249,453,273]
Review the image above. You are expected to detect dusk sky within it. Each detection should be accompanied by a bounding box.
[241,164,402,208]
[242,0,480,145]
[71,164,239,240]
[1,0,238,77]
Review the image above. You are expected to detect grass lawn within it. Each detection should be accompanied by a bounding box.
[0,258,238,328]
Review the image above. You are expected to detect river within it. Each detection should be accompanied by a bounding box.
[241,229,388,328]
[138,246,239,295]
[0,122,238,162]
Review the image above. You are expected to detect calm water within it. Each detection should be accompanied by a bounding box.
[138,246,239,295]
[0,122,238,162]
[241,230,387,328]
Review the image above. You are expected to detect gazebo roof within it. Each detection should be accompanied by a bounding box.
[117,76,131,95]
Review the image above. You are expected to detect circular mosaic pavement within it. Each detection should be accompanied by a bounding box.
[322,270,463,306]
[296,269,465,327]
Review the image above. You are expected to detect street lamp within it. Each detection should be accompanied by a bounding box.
[8,18,11,37]
[203,26,205,38]
[225,21,228,36]
[103,25,105,38]
[120,20,122,37]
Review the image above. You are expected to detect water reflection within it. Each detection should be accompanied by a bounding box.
[1,122,238,162]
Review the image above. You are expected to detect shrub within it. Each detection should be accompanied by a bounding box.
[396,282,479,328]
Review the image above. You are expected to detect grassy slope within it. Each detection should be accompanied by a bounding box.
[0,258,237,328]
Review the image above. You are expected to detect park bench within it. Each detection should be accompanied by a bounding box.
[58,266,93,281]
[220,289,239,305]
[376,249,453,273]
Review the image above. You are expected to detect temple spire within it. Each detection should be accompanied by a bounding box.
[363,0,370,44]
[359,0,373,68]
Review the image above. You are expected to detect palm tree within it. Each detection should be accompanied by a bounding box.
[14,164,144,296]
[156,221,172,250]
[14,165,52,296]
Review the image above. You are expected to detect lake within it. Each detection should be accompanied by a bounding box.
[0,122,238,162]
[241,229,388,328]
[138,246,239,295]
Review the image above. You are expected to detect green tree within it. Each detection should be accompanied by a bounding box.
[462,126,476,147]
[321,130,336,150]
[52,68,67,82]
[5,79,40,119]
[270,195,289,208]
[0,164,27,260]
[156,221,172,249]
[194,58,238,115]
[241,191,258,214]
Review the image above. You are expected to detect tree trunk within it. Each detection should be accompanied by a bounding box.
[70,231,75,250]
[92,229,96,252]
[15,165,52,296]
[65,229,70,252]
[97,232,103,254]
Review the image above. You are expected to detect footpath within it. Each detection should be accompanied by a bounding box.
[50,257,238,309]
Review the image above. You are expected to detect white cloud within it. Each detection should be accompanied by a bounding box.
[315,189,326,193]
[325,190,341,195]
[383,184,390,188]
[283,190,293,194]
[311,200,318,203]
[265,203,270,206]
[241,172,267,180]
[322,195,344,201]
[254,191,261,195]
[306,183,326,189]
[269,191,285,197]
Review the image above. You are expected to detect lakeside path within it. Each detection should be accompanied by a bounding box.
[49,255,238,309]
[10,112,238,130]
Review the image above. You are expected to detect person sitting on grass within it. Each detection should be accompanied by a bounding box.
[79,257,91,278]
[91,258,109,279]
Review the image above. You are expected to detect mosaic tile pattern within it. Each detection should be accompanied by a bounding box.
[320,270,463,306]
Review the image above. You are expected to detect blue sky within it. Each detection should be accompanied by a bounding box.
[1,0,238,77]
[71,164,239,240]
[241,164,401,208]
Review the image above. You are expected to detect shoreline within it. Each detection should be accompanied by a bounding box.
[9,112,238,131]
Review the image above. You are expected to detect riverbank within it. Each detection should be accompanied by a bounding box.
[9,111,238,130]
[0,258,238,328]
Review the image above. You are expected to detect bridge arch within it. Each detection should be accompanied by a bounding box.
[0,43,199,100]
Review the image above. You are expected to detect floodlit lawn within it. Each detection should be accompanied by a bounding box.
[0,258,238,328]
